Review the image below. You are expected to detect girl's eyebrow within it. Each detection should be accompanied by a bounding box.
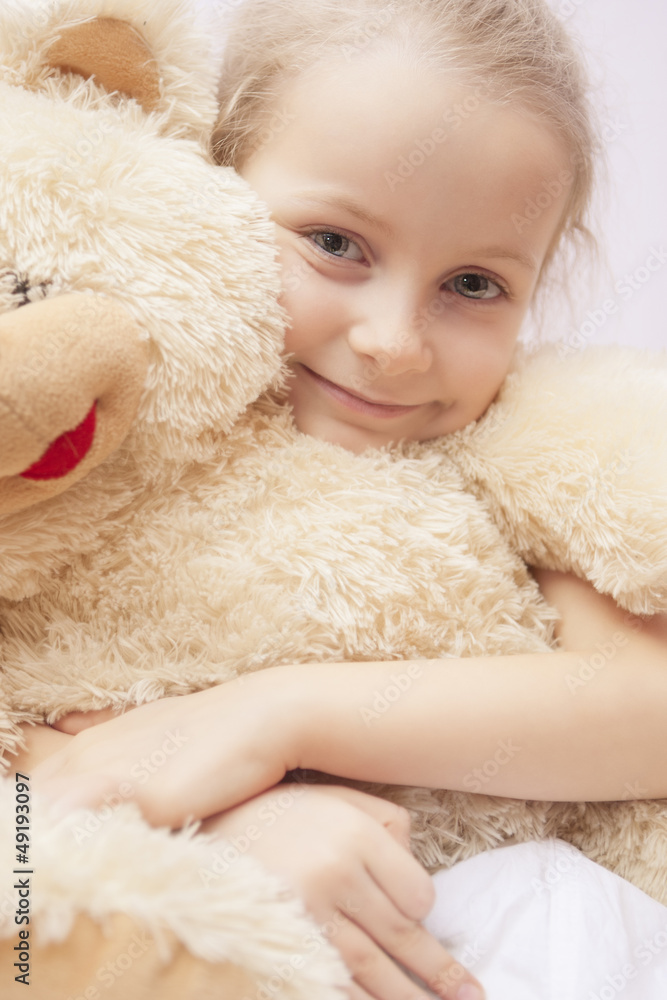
[470,245,538,271]
[288,192,394,238]
[289,193,537,271]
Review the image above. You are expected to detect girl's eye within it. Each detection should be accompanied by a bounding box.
[447,273,504,300]
[308,230,365,262]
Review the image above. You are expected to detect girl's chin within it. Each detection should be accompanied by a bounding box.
[287,403,439,454]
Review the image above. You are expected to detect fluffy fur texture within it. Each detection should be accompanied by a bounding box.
[1,0,666,995]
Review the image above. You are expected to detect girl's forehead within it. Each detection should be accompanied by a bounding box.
[278,46,566,176]
[273,55,567,204]
[284,46,466,142]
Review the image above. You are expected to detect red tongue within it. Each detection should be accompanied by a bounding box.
[21,403,97,481]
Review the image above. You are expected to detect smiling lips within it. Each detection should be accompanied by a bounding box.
[300,364,423,418]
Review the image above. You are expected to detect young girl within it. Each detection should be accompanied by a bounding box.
[23,0,667,997]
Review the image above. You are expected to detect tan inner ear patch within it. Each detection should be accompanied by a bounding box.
[46,17,161,112]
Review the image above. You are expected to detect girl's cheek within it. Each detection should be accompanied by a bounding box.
[282,272,341,333]
[281,287,324,354]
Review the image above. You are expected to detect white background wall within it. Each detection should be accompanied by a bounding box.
[544,0,667,351]
[198,0,667,353]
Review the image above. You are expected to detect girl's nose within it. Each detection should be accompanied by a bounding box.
[347,303,432,376]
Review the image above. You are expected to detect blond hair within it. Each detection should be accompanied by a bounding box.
[212,0,601,308]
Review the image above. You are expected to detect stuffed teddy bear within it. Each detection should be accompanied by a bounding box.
[1,0,667,996]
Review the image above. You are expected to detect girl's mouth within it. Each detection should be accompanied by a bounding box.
[300,365,423,419]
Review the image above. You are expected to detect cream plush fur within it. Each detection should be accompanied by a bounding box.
[1,0,667,995]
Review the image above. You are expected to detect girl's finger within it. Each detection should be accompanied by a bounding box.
[329,914,460,1000]
[337,879,482,1000]
[347,981,379,1000]
[51,707,129,734]
[361,817,435,922]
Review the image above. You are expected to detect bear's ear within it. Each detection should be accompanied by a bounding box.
[46,17,160,112]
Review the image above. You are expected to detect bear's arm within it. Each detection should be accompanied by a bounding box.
[285,574,667,802]
[441,345,667,617]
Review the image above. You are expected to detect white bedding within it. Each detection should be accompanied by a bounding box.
[408,839,667,999]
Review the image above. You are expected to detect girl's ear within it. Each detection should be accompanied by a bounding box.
[46,17,160,112]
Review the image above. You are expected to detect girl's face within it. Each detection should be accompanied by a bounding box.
[240,47,573,454]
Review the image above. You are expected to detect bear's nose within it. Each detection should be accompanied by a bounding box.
[0,292,148,483]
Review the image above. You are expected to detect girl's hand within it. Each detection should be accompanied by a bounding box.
[35,672,301,827]
[201,783,485,1000]
[52,708,120,734]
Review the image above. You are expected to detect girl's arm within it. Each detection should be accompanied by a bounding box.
[289,569,667,802]
[36,570,667,822]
